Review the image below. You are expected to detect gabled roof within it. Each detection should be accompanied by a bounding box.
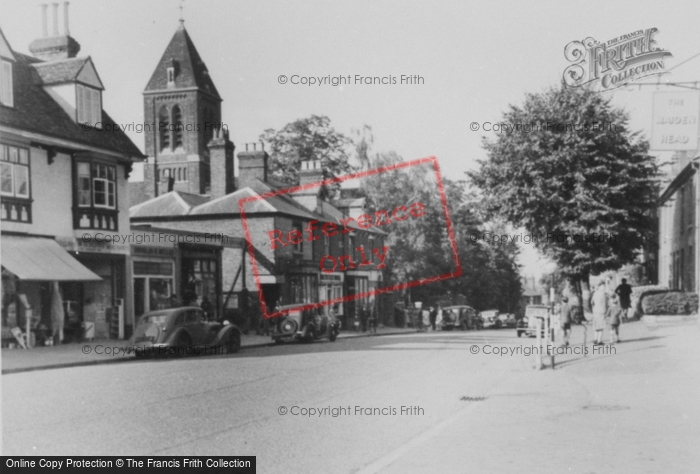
[32,56,104,89]
[144,22,220,99]
[129,178,386,235]
[1,51,143,159]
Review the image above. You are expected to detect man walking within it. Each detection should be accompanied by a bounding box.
[615,278,633,320]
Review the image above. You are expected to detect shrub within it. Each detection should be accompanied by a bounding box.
[630,285,668,319]
[641,292,699,315]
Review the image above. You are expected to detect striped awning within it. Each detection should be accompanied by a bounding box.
[1,235,102,281]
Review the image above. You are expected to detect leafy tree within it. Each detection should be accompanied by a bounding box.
[360,152,522,312]
[259,115,354,188]
[469,84,659,310]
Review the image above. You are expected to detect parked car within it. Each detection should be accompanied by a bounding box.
[480,309,501,329]
[499,313,517,328]
[441,305,480,331]
[272,305,340,343]
[517,305,550,337]
[130,307,242,356]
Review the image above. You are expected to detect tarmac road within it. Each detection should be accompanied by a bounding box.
[3,322,699,473]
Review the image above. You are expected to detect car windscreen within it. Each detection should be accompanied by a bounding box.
[141,314,170,325]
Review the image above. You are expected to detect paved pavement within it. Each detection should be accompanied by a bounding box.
[1,326,417,374]
[3,318,698,473]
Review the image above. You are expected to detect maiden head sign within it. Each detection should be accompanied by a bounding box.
[563,28,672,91]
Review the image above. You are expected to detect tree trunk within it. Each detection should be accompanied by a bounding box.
[580,272,591,313]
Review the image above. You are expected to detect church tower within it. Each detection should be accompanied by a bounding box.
[137,20,233,201]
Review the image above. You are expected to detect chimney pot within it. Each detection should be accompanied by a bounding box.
[41,4,48,37]
[63,2,70,36]
[52,3,59,36]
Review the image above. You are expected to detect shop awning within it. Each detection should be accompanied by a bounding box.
[1,236,102,281]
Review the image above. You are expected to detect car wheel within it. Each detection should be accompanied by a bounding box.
[175,333,191,357]
[226,331,241,354]
[460,321,468,331]
[329,326,338,342]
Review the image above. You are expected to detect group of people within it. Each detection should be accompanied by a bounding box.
[557,277,632,346]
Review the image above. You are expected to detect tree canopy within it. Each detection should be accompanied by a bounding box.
[469,84,659,294]
[259,115,354,187]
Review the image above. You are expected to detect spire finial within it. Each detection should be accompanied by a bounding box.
[179,0,185,24]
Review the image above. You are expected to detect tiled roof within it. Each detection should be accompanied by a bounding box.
[129,179,386,236]
[1,52,143,159]
[144,23,220,99]
[32,57,95,86]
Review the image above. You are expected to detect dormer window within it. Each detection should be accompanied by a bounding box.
[167,66,175,85]
[0,60,13,107]
[77,84,101,128]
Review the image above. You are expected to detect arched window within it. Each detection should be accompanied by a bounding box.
[172,105,183,150]
[158,106,170,151]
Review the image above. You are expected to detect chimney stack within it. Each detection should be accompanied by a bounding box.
[208,127,236,199]
[299,160,324,186]
[29,3,81,61]
[237,143,269,187]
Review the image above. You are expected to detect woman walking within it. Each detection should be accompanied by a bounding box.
[591,281,608,345]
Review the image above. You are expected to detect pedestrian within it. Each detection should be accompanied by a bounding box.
[591,281,608,345]
[606,295,623,344]
[429,306,437,331]
[200,295,214,320]
[559,296,573,346]
[615,278,633,321]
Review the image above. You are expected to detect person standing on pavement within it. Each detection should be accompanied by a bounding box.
[559,296,573,346]
[429,306,438,331]
[606,295,623,344]
[591,281,608,345]
[615,278,633,320]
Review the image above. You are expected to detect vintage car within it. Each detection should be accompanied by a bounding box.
[271,305,340,343]
[129,307,242,356]
[517,304,550,337]
[498,313,517,328]
[480,309,501,329]
[441,305,480,331]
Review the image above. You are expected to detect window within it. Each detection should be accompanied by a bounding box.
[0,144,30,198]
[324,234,330,255]
[76,162,116,209]
[77,84,101,127]
[0,60,13,107]
[293,224,303,253]
[159,106,170,151]
[167,67,175,84]
[0,143,31,223]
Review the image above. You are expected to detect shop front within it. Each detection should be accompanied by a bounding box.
[56,236,130,340]
[1,235,103,347]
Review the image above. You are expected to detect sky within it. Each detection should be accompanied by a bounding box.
[2,0,699,279]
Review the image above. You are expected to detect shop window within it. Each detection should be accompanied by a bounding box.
[149,279,173,311]
[0,144,31,223]
[73,160,118,230]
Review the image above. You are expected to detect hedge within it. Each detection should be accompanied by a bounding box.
[641,292,699,315]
